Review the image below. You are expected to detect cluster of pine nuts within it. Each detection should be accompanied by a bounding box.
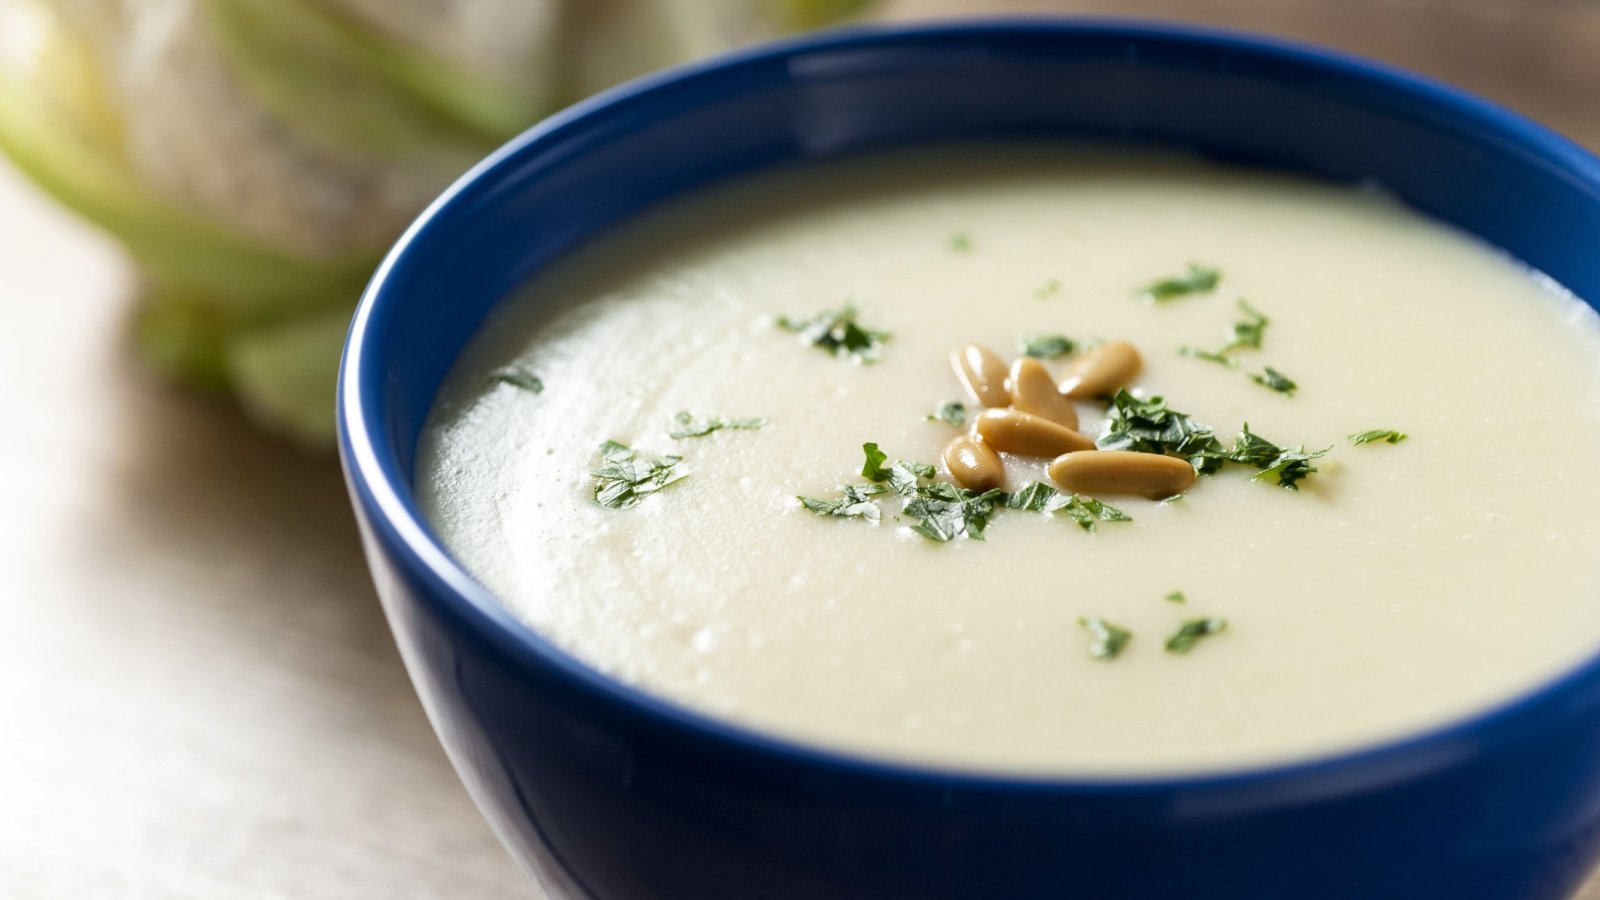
[943,341,1198,500]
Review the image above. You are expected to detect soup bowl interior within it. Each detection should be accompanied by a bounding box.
[340,20,1600,900]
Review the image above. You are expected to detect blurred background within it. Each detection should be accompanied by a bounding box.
[2,1,1596,897]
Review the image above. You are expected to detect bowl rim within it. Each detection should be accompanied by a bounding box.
[339,17,1600,797]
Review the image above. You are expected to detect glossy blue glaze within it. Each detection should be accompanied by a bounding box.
[339,21,1600,900]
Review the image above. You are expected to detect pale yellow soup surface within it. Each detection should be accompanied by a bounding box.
[417,147,1600,775]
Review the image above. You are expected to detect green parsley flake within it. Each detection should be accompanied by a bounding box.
[1058,495,1133,532]
[1350,429,1408,445]
[669,411,766,439]
[1253,445,1329,491]
[1226,422,1284,468]
[1166,617,1229,654]
[776,302,891,364]
[490,366,543,393]
[1250,366,1298,396]
[1021,333,1076,359]
[1079,617,1132,660]
[904,482,1005,542]
[591,441,688,509]
[925,400,967,427]
[1141,263,1221,301]
[858,443,935,496]
[1098,394,1328,490]
[805,451,1130,545]
[1165,591,1186,604]
[1002,481,1132,532]
[860,442,891,482]
[888,461,937,496]
[798,483,886,523]
[1225,300,1270,352]
[1233,423,1329,491]
[1000,481,1064,512]
[1179,300,1271,367]
[849,443,1004,542]
[1178,346,1240,367]
[949,233,973,253]
[1035,278,1061,299]
[1097,390,1230,475]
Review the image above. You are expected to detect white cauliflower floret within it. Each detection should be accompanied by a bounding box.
[326,0,561,87]
[0,0,874,444]
[54,0,485,257]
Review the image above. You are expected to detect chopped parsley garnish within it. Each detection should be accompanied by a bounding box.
[904,482,1005,542]
[803,450,1128,543]
[1231,423,1329,491]
[1226,422,1283,468]
[669,411,765,439]
[1350,429,1408,445]
[591,441,688,509]
[776,302,891,364]
[490,366,543,393]
[1021,333,1077,359]
[800,445,923,522]
[1002,481,1132,532]
[860,442,891,482]
[925,400,967,427]
[1253,444,1329,491]
[949,233,973,253]
[1165,591,1186,604]
[1057,495,1133,532]
[889,461,938,496]
[1098,393,1328,489]
[1249,366,1298,396]
[1179,346,1239,367]
[1165,617,1229,654]
[1000,481,1065,512]
[1141,263,1220,301]
[868,444,970,534]
[1225,300,1270,352]
[1079,617,1132,660]
[1179,300,1270,367]
[1097,390,1230,474]
[798,483,885,523]
[855,442,939,502]
[1035,278,1061,299]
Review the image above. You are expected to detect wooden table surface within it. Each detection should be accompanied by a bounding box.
[3,2,1597,897]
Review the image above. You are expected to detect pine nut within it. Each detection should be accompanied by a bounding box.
[1048,450,1196,499]
[972,408,1095,457]
[1007,357,1078,430]
[942,436,1005,491]
[951,344,1010,407]
[1059,340,1141,399]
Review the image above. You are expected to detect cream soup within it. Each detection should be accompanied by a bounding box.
[418,147,1600,774]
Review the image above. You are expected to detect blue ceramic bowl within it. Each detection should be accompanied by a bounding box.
[339,20,1600,900]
